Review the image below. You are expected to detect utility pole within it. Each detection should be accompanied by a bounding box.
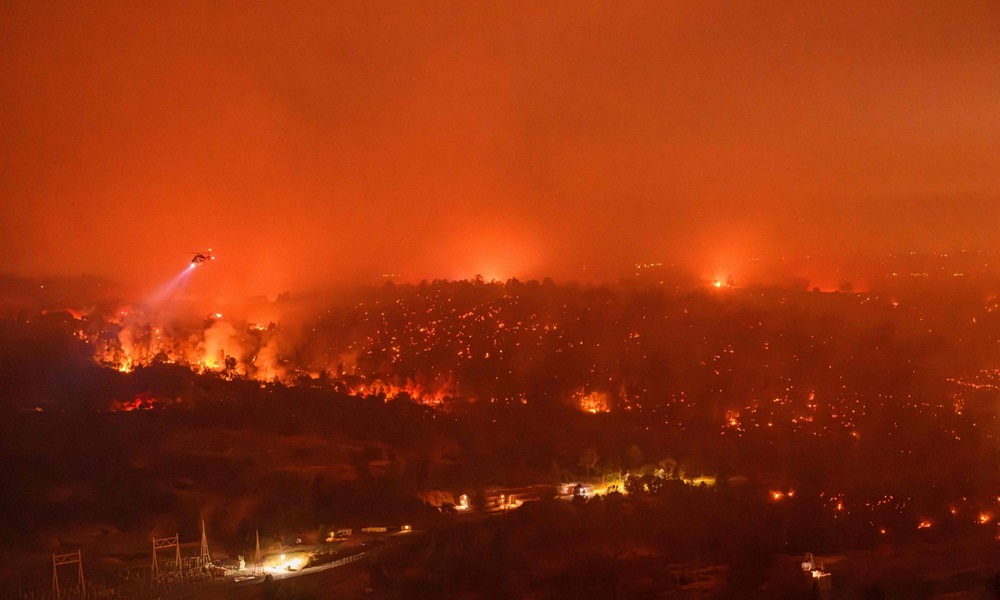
[254,530,263,576]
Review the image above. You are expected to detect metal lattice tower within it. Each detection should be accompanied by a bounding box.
[151,534,182,579]
[199,520,211,566]
[52,550,86,600]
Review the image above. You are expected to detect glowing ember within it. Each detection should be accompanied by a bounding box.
[112,392,161,412]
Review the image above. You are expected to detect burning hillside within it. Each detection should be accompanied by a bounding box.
[15,276,984,432]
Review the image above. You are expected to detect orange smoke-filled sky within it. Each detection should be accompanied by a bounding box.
[2,1,998,298]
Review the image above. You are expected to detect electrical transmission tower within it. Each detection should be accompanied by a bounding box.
[52,550,86,600]
[151,534,182,579]
[199,520,211,567]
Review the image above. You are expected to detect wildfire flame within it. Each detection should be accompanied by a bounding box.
[90,306,455,406]
[575,390,611,414]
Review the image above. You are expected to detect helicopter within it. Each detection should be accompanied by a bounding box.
[188,250,216,267]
